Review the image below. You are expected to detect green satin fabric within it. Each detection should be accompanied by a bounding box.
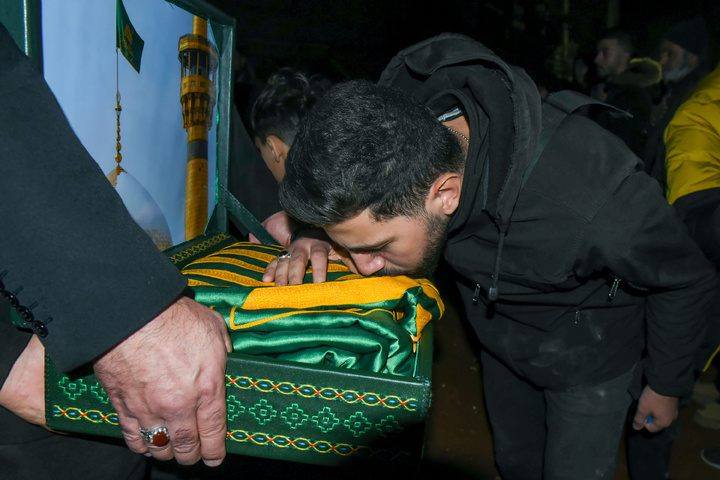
[183,242,443,377]
[193,286,426,376]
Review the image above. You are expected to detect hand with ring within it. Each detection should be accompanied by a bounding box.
[263,228,356,286]
[140,424,170,448]
[94,296,233,466]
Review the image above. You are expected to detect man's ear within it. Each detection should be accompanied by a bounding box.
[266,135,290,164]
[428,173,462,216]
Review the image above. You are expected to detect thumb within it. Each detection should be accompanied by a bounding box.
[632,410,652,431]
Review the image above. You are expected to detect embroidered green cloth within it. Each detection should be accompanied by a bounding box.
[45,237,438,465]
[182,242,444,377]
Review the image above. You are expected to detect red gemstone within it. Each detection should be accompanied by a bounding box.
[152,430,169,447]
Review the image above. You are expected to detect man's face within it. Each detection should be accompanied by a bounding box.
[595,38,629,78]
[324,208,449,279]
[660,40,691,82]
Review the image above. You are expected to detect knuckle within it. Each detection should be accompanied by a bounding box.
[119,431,147,454]
[121,428,143,443]
[171,427,200,452]
[197,378,225,397]
[310,243,328,254]
[154,396,184,413]
[200,406,228,434]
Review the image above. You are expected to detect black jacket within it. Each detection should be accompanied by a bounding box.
[379,33,716,396]
[0,22,187,377]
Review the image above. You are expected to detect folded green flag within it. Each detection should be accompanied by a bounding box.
[116,0,144,73]
[182,241,444,377]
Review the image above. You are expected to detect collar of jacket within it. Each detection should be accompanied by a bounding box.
[378,33,543,301]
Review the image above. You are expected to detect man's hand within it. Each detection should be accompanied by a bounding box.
[632,385,679,433]
[93,296,233,466]
[591,82,609,102]
[0,335,47,427]
[249,211,294,247]
[263,229,355,285]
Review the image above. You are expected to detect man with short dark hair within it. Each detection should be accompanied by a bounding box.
[592,28,656,157]
[250,67,332,183]
[269,33,717,479]
[594,28,635,79]
[245,67,332,246]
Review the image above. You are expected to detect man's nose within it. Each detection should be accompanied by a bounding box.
[352,253,386,276]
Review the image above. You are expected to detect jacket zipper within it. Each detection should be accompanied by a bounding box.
[473,284,481,304]
[608,277,621,300]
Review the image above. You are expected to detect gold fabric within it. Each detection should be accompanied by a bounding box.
[182,242,444,376]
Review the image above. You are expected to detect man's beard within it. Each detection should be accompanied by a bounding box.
[372,212,449,279]
[663,53,692,82]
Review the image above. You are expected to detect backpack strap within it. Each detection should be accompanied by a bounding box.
[521,90,630,187]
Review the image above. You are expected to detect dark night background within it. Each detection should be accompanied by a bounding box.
[204,0,720,109]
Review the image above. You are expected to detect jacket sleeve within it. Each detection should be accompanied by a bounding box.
[664,92,720,265]
[578,170,717,397]
[665,98,720,205]
[0,23,187,373]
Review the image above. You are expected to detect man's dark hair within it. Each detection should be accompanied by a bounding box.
[599,28,636,57]
[250,67,332,146]
[279,80,465,226]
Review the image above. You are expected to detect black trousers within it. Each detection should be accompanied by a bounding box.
[481,350,634,480]
[0,408,147,480]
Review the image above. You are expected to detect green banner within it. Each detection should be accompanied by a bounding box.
[116,0,144,73]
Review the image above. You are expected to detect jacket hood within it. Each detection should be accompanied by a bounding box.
[378,33,543,234]
[609,57,662,87]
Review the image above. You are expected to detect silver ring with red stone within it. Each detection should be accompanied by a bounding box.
[277,250,292,260]
[140,424,169,447]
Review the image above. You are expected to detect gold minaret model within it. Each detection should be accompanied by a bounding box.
[178,17,218,240]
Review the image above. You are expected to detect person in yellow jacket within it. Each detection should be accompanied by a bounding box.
[666,63,720,213]
[664,62,720,471]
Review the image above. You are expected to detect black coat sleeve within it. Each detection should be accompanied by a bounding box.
[579,171,717,397]
[672,188,720,267]
[0,22,187,374]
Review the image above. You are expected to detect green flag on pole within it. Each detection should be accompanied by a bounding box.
[116,0,144,73]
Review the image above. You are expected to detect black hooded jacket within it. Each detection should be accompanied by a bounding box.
[379,33,716,396]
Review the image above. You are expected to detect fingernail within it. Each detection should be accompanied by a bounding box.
[204,459,222,467]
